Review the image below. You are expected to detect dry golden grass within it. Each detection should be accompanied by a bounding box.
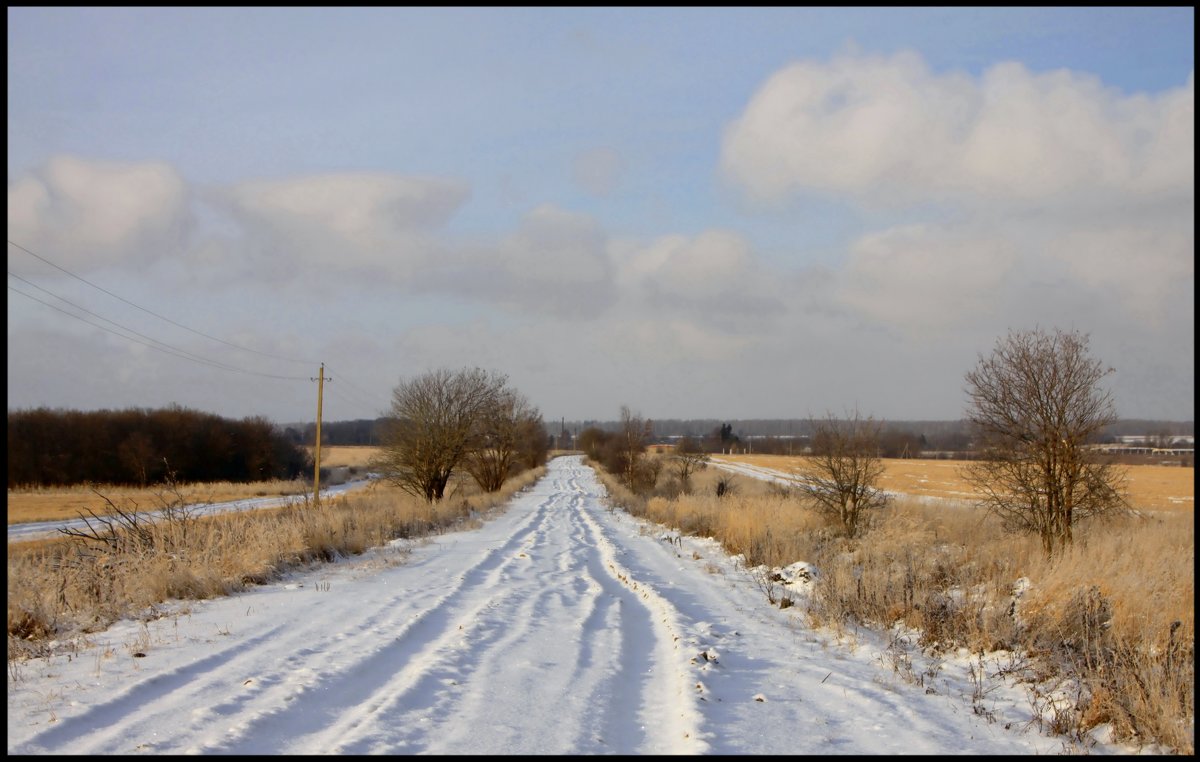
[309,445,382,469]
[719,454,1194,513]
[7,447,385,526]
[590,453,1193,752]
[7,479,311,525]
[8,465,545,659]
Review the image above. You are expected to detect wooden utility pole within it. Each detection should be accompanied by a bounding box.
[312,363,326,505]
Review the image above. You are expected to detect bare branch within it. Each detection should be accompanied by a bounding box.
[961,327,1129,556]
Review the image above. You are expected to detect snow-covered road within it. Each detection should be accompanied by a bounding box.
[8,456,1093,754]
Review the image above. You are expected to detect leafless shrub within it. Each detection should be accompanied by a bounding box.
[798,409,889,539]
[962,327,1131,557]
[598,472,1192,754]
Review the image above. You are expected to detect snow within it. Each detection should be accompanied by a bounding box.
[7,456,1143,754]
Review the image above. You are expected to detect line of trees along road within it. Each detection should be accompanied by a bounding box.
[377,367,550,502]
[7,406,311,488]
[582,327,1137,558]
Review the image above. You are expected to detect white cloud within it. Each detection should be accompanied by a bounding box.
[721,50,1194,379]
[833,211,1195,342]
[217,172,470,281]
[837,224,1019,336]
[428,204,617,319]
[612,230,785,323]
[601,317,760,365]
[217,180,617,317]
[721,51,1194,207]
[7,155,191,272]
[497,205,612,289]
[1048,223,1194,328]
[228,172,468,240]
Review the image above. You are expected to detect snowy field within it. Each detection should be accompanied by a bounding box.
[7,456,1140,754]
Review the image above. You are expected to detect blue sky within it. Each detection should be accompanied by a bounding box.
[7,7,1195,424]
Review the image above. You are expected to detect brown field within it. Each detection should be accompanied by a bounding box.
[7,479,312,526]
[717,454,1194,513]
[309,445,382,469]
[7,446,387,527]
[10,447,1190,526]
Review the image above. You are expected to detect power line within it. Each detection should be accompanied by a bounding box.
[325,384,386,418]
[9,240,396,419]
[9,270,275,374]
[8,239,318,365]
[325,367,393,412]
[8,284,311,381]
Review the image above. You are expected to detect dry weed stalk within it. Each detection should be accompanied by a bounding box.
[607,475,1192,753]
[8,466,544,664]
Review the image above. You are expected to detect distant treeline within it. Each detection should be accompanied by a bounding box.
[563,418,972,454]
[558,418,1194,455]
[279,418,390,447]
[274,415,1193,453]
[8,406,312,488]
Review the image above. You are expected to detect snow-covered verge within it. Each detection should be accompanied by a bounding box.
[7,456,1150,754]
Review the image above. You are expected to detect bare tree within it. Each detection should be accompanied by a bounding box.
[514,411,550,470]
[671,435,710,494]
[464,389,541,492]
[379,368,507,502]
[616,405,653,491]
[799,410,889,539]
[962,327,1129,557]
[577,427,608,461]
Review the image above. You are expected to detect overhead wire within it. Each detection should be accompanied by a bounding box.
[8,284,311,381]
[9,239,396,418]
[324,367,393,413]
[8,271,306,379]
[324,385,385,419]
[8,239,318,365]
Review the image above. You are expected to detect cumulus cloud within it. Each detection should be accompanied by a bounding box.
[612,229,785,324]
[837,224,1019,336]
[215,172,470,282]
[7,155,191,272]
[227,172,468,239]
[834,211,1194,341]
[1046,222,1194,328]
[432,204,617,318]
[600,317,761,365]
[209,176,618,316]
[721,51,1194,207]
[721,50,1193,355]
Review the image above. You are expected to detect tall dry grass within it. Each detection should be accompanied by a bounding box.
[8,466,544,661]
[593,456,1193,753]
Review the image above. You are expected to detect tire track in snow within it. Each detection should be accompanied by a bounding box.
[9,457,1073,755]
[200,481,573,754]
[570,462,711,753]
[14,477,569,755]
[8,622,287,754]
[305,461,696,754]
